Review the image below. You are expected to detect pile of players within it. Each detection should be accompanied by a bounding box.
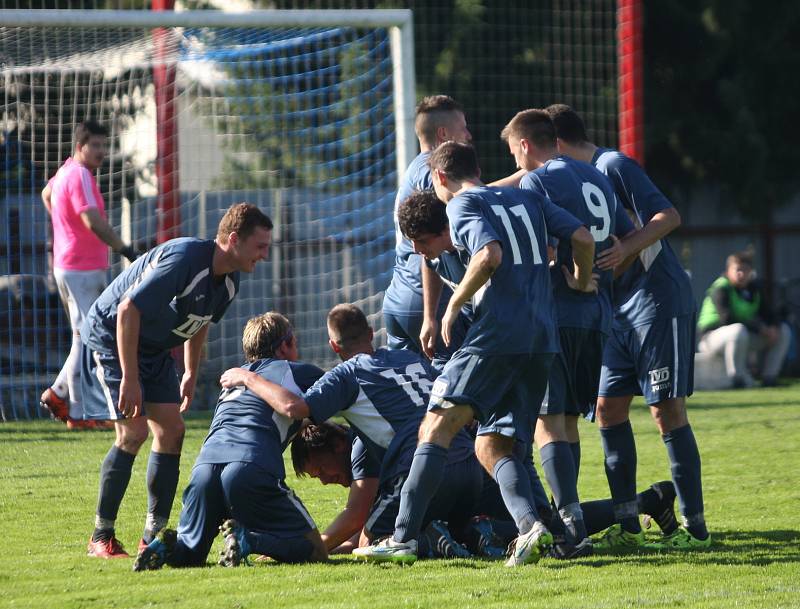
[46,97,709,570]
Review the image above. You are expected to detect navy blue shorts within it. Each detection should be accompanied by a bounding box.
[80,344,180,420]
[365,456,482,539]
[430,350,553,438]
[384,310,469,371]
[172,461,316,566]
[599,313,696,405]
[540,328,605,417]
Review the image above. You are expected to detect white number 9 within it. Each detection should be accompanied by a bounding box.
[582,182,610,242]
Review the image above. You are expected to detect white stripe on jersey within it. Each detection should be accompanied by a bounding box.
[278,480,317,529]
[342,387,395,449]
[225,276,236,301]
[79,166,99,208]
[671,317,679,398]
[92,351,118,419]
[177,268,210,298]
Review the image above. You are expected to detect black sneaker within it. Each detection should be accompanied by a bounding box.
[642,481,679,536]
[422,520,471,559]
[468,516,506,558]
[547,537,594,560]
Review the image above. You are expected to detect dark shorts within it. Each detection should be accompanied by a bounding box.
[365,456,483,539]
[430,350,553,438]
[599,312,696,405]
[80,344,180,420]
[383,309,469,371]
[540,327,606,417]
[172,461,316,566]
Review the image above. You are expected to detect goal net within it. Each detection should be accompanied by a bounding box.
[0,9,415,418]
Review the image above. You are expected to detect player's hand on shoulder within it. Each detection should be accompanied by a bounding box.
[220,367,251,389]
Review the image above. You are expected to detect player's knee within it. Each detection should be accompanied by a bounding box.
[650,399,688,433]
[152,421,185,453]
[535,414,567,446]
[116,424,149,453]
[474,434,513,472]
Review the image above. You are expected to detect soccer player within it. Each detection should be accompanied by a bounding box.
[357,142,597,566]
[81,202,273,558]
[546,103,710,550]
[383,95,472,368]
[500,109,635,554]
[39,120,137,429]
[134,312,327,570]
[697,249,791,388]
[223,303,479,560]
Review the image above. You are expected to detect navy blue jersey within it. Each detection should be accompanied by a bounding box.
[195,359,324,479]
[383,152,434,316]
[447,186,582,355]
[592,148,695,329]
[304,348,473,482]
[351,434,381,481]
[83,238,239,355]
[520,156,635,335]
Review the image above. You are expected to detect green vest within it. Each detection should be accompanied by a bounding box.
[697,276,761,331]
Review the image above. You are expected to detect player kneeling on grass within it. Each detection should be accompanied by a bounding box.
[133,312,328,571]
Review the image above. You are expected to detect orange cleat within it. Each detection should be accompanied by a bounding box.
[40,387,69,421]
[87,537,130,558]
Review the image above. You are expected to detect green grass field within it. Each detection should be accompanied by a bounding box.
[2,385,799,609]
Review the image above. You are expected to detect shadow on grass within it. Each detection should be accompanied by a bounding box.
[541,529,800,570]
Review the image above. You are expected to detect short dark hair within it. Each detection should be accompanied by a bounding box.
[500,109,557,149]
[290,421,350,477]
[241,311,293,362]
[397,190,448,239]
[428,141,480,182]
[545,104,588,144]
[327,304,370,350]
[74,120,108,147]
[415,95,464,147]
[216,203,273,244]
[726,249,754,269]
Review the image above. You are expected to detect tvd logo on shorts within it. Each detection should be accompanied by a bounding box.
[649,366,671,391]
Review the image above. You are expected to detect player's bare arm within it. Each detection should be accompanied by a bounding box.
[597,207,680,273]
[219,369,310,419]
[321,477,379,552]
[487,167,528,188]
[563,225,598,293]
[79,207,136,261]
[180,324,209,413]
[442,240,501,346]
[41,184,52,214]
[116,297,142,418]
[420,260,444,358]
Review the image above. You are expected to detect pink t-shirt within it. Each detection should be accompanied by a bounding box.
[49,157,109,271]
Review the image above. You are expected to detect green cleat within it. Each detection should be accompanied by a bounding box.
[645,528,711,551]
[593,524,645,550]
[504,521,553,567]
[352,537,418,564]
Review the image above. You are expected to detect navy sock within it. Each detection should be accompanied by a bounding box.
[599,420,640,533]
[513,440,550,512]
[94,445,136,541]
[492,455,539,535]
[246,531,314,563]
[539,441,579,508]
[580,499,615,536]
[569,442,581,481]
[663,424,707,539]
[394,443,448,543]
[143,452,180,542]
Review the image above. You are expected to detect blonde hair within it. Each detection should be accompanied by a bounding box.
[242,311,293,361]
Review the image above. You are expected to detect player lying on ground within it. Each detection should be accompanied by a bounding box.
[133,312,328,571]
[220,303,483,559]
[292,420,682,559]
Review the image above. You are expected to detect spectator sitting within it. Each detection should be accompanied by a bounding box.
[697,250,791,388]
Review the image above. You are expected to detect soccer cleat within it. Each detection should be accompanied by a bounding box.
[547,537,594,560]
[504,521,553,567]
[422,520,471,559]
[219,519,251,567]
[133,529,177,571]
[352,537,418,564]
[87,536,129,558]
[641,481,679,536]
[645,528,711,551]
[40,387,69,422]
[593,524,645,550]
[469,516,506,558]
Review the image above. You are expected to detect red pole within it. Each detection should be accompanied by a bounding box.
[618,0,644,164]
[153,0,180,243]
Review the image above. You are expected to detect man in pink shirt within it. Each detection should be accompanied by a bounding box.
[40,120,137,430]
